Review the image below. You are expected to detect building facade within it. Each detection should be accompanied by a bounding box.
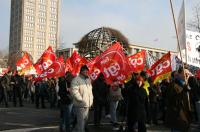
[129,44,177,59]
[56,48,76,60]
[9,0,60,67]
[56,44,177,61]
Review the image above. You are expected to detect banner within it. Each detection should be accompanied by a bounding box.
[128,50,146,73]
[87,56,101,81]
[65,58,73,73]
[34,56,65,80]
[16,52,36,75]
[70,51,87,76]
[16,52,33,71]
[95,42,131,84]
[177,0,186,50]
[146,50,157,68]
[34,46,56,74]
[185,30,200,67]
[149,52,172,84]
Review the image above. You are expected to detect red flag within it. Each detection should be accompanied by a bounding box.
[128,50,146,73]
[196,69,200,79]
[16,52,33,71]
[149,52,172,84]
[95,42,131,84]
[86,56,101,81]
[34,46,56,74]
[65,58,73,73]
[34,56,65,80]
[70,51,87,76]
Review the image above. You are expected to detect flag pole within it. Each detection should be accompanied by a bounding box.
[169,0,191,110]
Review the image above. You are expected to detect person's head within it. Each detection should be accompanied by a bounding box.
[140,71,147,80]
[111,79,119,90]
[98,73,105,80]
[178,66,190,81]
[80,65,89,78]
[65,71,74,82]
[136,76,144,87]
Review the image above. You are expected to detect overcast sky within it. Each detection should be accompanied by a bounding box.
[0,0,199,52]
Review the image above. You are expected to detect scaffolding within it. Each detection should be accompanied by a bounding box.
[74,27,130,58]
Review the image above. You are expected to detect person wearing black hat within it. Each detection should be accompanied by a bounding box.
[71,65,93,132]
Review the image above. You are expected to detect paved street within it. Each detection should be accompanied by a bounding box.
[0,103,200,132]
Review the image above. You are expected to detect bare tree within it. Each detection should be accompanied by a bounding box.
[187,3,200,32]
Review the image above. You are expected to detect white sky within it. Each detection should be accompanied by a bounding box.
[0,0,199,52]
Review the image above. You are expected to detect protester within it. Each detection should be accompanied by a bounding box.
[71,65,93,132]
[148,79,159,125]
[35,80,48,109]
[109,79,123,130]
[92,73,110,126]
[48,78,57,108]
[126,75,148,132]
[165,67,191,132]
[11,72,23,107]
[0,77,9,107]
[188,76,200,124]
[58,74,73,132]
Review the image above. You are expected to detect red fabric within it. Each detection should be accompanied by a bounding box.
[128,50,146,73]
[65,58,73,73]
[34,46,56,74]
[196,69,200,79]
[87,56,101,81]
[95,42,131,84]
[70,51,88,76]
[148,52,172,82]
[16,52,33,71]
[34,56,65,80]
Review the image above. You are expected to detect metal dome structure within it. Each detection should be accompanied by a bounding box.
[75,27,130,58]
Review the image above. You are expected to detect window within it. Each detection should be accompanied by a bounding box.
[39,4,46,11]
[50,14,57,19]
[39,25,45,30]
[40,0,45,4]
[39,18,46,23]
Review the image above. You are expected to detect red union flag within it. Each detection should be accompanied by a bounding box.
[128,50,146,73]
[34,46,56,74]
[95,42,131,84]
[34,56,65,80]
[70,51,88,76]
[16,52,33,71]
[65,58,73,73]
[87,56,101,81]
[149,52,172,84]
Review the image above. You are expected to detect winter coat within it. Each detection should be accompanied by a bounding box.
[92,78,109,104]
[109,85,123,102]
[165,80,191,132]
[71,75,93,108]
[58,77,73,105]
[127,81,148,122]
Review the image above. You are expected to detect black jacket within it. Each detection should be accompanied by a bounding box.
[58,77,72,105]
[127,81,148,122]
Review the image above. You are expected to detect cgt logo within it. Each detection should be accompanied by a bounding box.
[89,68,100,80]
[104,62,120,78]
[151,60,170,76]
[40,60,53,70]
[18,59,29,70]
[37,68,55,78]
[129,58,143,68]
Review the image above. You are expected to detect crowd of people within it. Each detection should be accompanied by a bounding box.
[0,65,200,132]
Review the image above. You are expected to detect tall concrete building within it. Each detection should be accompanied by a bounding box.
[9,0,60,67]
